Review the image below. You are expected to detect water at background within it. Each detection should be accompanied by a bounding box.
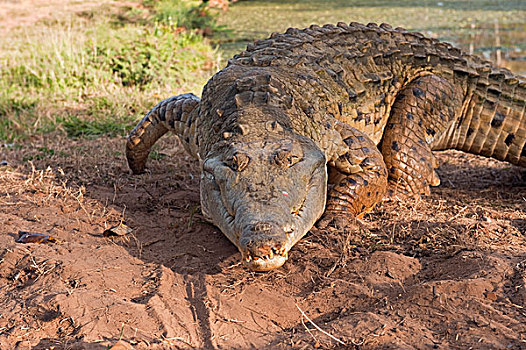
[216,0,525,75]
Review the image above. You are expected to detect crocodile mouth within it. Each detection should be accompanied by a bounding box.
[237,221,297,271]
[218,206,295,271]
[242,248,289,271]
[205,181,300,271]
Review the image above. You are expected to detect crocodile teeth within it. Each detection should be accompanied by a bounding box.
[244,249,285,264]
[271,247,287,257]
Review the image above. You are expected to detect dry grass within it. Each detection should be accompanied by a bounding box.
[0,0,218,141]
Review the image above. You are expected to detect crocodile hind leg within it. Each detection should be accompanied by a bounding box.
[126,93,200,174]
[381,75,462,196]
[321,122,388,226]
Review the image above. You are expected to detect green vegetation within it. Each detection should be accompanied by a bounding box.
[0,0,219,141]
[3,0,524,141]
[148,0,230,34]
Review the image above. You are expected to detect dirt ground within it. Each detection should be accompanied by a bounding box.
[1,133,525,350]
[1,0,526,348]
[0,0,135,33]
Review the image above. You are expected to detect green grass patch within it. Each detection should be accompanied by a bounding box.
[149,150,169,160]
[59,115,135,138]
[0,0,219,141]
[146,0,230,35]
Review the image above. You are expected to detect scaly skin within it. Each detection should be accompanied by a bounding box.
[126,22,526,271]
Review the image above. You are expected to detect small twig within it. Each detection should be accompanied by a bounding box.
[141,186,156,200]
[300,317,319,344]
[119,322,125,340]
[74,187,91,222]
[188,205,199,229]
[225,261,243,269]
[30,257,45,275]
[223,317,246,324]
[447,205,468,222]
[162,335,193,346]
[295,304,346,346]
[142,239,163,247]
[113,183,119,204]
[120,206,127,225]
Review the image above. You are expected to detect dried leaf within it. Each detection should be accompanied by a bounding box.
[16,231,57,244]
[485,292,498,301]
[103,223,133,237]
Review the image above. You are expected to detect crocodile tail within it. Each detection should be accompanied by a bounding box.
[126,93,200,174]
[448,68,526,166]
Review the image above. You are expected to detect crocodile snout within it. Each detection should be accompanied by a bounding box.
[199,135,327,271]
[240,221,291,271]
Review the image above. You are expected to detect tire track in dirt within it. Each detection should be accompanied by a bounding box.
[184,274,215,349]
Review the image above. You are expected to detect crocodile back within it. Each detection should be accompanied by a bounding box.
[226,22,524,150]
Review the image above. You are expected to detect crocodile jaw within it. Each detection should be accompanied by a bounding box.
[243,251,289,271]
[200,135,327,271]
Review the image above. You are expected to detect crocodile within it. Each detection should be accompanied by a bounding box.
[126,22,526,271]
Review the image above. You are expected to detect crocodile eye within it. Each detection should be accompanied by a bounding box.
[274,149,300,168]
[231,152,250,172]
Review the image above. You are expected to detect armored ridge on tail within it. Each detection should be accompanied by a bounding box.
[126,22,526,271]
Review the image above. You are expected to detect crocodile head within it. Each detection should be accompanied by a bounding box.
[200,133,327,271]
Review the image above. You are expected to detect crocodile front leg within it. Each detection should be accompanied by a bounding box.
[126,93,200,174]
[380,75,462,196]
[324,122,388,222]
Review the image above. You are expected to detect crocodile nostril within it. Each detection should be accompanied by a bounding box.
[232,152,250,172]
[251,221,273,233]
[240,222,289,261]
